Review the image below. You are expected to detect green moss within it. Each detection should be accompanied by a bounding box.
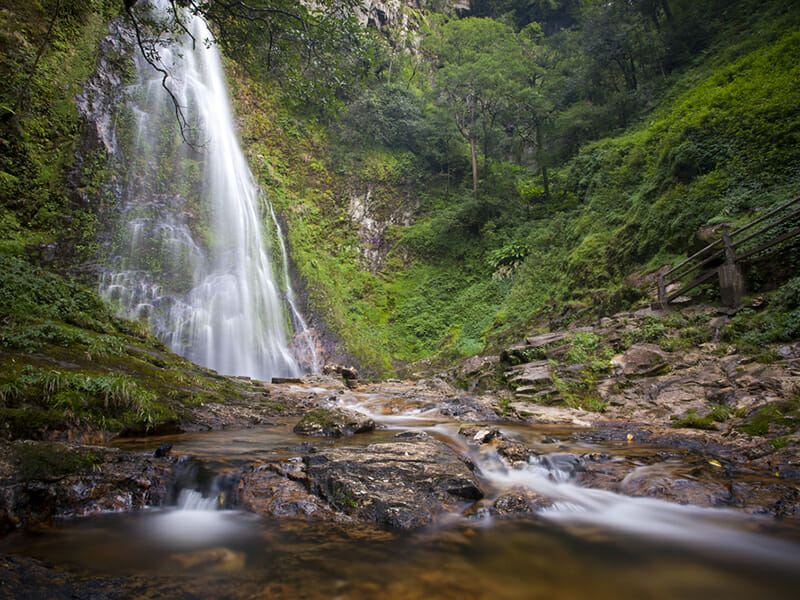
[297,408,338,430]
[736,400,800,437]
[670,404,733,430]
[12,441,101,481]
[0,408,65,439]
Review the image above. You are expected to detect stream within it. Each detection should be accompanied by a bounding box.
[2,384,799,599]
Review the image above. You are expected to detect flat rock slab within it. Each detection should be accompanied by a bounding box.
[304,435,482,529]
[525,332,572,348]
[506,360,554,388]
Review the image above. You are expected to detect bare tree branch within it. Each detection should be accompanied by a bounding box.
[124,2,202,147]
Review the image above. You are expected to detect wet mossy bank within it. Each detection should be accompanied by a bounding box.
[0,255,308,443]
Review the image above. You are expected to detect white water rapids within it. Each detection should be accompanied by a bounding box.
[100,0,317,380]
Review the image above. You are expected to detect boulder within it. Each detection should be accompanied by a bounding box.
[458,355,499,379]
[340,366,359,381]
[458,425,501,444]
[493,488,553,516]
[303,436,483,529]
[293,407,375,437]
[233,463,347,521]
[612,344,669,377]
[619,464,732,507]
[322,364,358,380]
[495,440,534,464]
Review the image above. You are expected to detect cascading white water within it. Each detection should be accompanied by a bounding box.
[269,204,319,374]
[101,0,308,380]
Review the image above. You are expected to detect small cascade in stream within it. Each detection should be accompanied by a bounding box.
[99,0,308,380]
[175,488,220,511]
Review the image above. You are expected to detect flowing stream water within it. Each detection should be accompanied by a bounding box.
[99,0,316,380]
[3,385,799,599]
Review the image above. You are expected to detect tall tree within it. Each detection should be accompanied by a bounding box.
[427,17,525,194]
[510,23,561,201]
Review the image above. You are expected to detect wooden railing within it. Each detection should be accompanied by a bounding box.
[656,196,800,307]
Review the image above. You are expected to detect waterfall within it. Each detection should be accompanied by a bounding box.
[269,204,320,374]
[101,0,307,380]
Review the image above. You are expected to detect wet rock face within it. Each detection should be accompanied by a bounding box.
[74,18,134,158]
[493,488,553,516]
[234,462,347,521]
[303,435,482,529]
[0,441,173,533]
[293,407,375,437]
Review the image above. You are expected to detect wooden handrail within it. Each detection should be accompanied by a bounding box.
[656,196,800,307]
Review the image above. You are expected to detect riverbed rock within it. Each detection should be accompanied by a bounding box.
[493,488,553,516]
[0,441,174,533]
[233,462,347,521]
[618,461,733,507]
[293,407,375,437]
[303,437,483,529]
[495,440,535,464]
[458,425,501,444]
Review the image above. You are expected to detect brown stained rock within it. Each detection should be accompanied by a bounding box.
[234,463,347,521]
[303,436,483,530]
[493,488,553,516]
[293,407,375,437]
[495,440,534,464]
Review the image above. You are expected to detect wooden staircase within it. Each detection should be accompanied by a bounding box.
[656,196,800,308]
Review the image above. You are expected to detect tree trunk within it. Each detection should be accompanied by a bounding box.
[469,101,478,195]
[535,124,550,202]
[470,136,478,195]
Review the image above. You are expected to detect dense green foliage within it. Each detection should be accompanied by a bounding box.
[240,0,799,373]
[0,255,286,438]
[0,0,120,264]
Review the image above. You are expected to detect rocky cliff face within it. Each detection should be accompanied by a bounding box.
[355,1,469,29]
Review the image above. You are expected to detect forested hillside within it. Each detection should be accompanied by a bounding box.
[239,0,800,374]
[1,0,799,380]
